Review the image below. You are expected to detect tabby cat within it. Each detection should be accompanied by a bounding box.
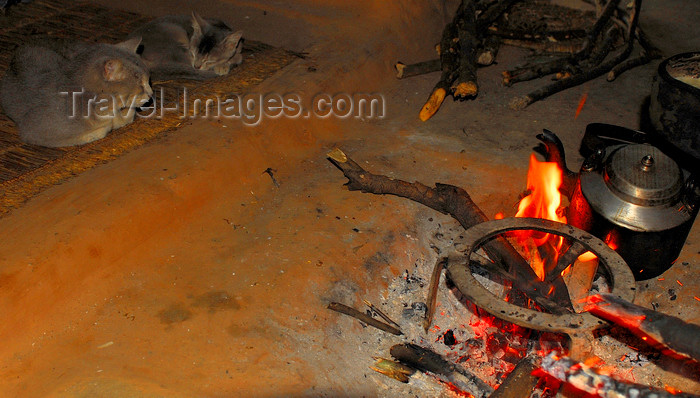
[130,12,244,81]
[0,37,152,147]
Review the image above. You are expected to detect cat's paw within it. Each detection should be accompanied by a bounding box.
[113,108,136,129]
[214,65,231,76]
[79,126,111,144]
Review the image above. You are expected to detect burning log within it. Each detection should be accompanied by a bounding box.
[327,302,403,336]
[539,352,700,398]
[326,148,573,315]
[390,343,494,398]
[586,293,700,362]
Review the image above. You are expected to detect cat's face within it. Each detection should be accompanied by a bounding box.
[86,38,153,119]
[189,13,244,75]
[100,39,153,109]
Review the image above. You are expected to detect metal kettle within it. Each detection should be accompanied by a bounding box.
[567,124,699,280]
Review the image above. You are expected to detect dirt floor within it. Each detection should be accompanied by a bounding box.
[1,0,699,396]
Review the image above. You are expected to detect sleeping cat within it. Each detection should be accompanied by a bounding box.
[0,37,152,147]
[130,12,244,81]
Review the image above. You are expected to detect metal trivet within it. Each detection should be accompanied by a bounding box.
[446,218,637,357]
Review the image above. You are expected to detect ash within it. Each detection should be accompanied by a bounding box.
[368,218,700,396]
[376,220,566,395]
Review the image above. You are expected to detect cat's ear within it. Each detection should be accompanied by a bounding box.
[115,37,142,54]
[222,30,244,52]
[191,12,209,37]
[103,59,125,81]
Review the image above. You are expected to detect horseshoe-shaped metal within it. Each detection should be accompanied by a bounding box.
[446,217,636,334]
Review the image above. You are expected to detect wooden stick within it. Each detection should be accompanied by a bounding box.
[451,0,480,99]
[395,59,441,79]
[419,21,460,121]
[391,343,494,398]
[586,293,700,362]
[423,257,446,333]
[327,148,573,314]
[477,34,500,66]
[576,0,622,61]
[509,0,642,110]
[606,51,659,81]
[363,299,401,329]
[476,0,520,32]
[502,56,572,87]
[327,302,403,335]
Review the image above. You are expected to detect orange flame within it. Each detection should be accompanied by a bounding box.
[578,231,619,262]
[514,154,567,281]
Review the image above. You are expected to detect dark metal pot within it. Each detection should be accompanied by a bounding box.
[568,124,700,280]
[649,52,700,168]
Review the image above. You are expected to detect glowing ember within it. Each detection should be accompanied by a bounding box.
[574,92,588,119]
[513,154,567,281]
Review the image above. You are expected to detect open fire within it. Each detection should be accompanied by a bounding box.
[327,139,699,397]
[512,153,567,282]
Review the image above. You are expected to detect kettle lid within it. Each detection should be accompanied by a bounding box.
[604,144,683,206]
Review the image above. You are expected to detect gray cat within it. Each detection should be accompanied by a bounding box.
[130,12,244,81]
[0,37,152,147]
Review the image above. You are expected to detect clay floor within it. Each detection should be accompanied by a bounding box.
[0,0,699,396]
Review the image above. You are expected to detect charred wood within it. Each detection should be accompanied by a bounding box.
[477,34,500,65]
[586,293,700,362]
[423,257,447,333]
[539,352,700,398]
[452,0,480,99]
[391,343,494,397]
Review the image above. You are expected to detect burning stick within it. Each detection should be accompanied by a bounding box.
[585,293,700,362]
[327,148,573,315]
[390,343,494,398]
[327,302,403,336]
[539,352,699,398]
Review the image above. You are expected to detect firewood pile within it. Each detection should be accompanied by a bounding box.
[398,0,661,120]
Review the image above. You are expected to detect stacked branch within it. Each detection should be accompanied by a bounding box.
[398,0,659,117]
[507,0,659,109]
[416,0,515,121]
